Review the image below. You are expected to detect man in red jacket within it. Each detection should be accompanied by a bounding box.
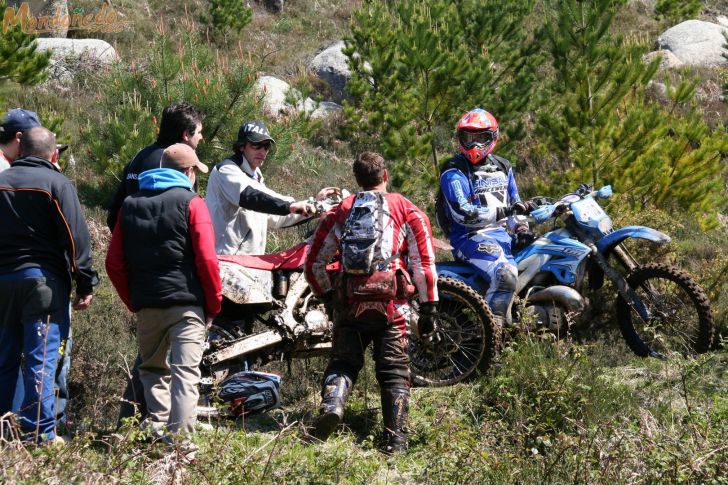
[305,151,438,453]
[106,144,221,451]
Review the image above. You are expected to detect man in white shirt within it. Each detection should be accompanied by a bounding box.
[206,120,337,255]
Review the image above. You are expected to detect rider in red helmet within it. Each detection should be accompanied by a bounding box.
[437,108,530,329]
[456,108,499,164]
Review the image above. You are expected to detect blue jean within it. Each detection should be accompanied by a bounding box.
[12,327,72,427]
[0,268,70,443]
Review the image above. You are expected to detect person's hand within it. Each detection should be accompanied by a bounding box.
[315,187,341,201]
[72,293,93,311]
[319,290,336,321]
[290,200,317,216]
[510,201,529,216]
[205,316,215,329]
[418,301,438,339]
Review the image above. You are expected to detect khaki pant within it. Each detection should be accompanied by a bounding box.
[136,305,205,435]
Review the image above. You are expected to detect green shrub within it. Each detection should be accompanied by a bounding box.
[654,0,702,24]
[482,336,636,453]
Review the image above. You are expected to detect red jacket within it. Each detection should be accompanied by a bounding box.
[305,191,438,303]
[106,171,221,319]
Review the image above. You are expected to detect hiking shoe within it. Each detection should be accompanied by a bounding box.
[312,411,341,441]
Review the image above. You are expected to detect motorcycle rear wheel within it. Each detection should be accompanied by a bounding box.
[616,263,714,357]
[410,277,499,387]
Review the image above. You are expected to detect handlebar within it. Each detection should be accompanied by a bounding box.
[528,185,612,224]
[309,189,351,215]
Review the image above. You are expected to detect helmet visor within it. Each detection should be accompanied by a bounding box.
[458,129,497,149]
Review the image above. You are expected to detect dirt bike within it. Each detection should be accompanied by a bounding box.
[436,184,714,360]
[199,194,497,416]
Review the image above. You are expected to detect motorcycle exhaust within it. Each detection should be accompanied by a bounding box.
[525,286,585,313]
[203,330,284,366]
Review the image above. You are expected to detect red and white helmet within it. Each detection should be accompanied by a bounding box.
[456,108,499,165]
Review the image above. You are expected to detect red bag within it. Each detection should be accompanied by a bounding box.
[345,271,397,301]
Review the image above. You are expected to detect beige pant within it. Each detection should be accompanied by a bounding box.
[136,305,206,435]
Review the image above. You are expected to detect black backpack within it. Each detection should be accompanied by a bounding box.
[434,188,452,237]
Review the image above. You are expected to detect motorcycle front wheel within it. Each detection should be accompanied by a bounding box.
[616,263,714,357]
[410,276,499,387]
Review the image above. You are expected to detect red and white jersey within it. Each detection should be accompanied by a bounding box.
[305,191,438,303]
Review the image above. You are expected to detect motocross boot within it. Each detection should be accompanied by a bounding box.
[380,387,409,454]
[313,374,352,441]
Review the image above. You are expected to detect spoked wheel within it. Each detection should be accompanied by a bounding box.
[410,277,498,387]
[616,263,714,357]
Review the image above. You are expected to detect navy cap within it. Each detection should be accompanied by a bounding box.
[237,120,275,144]
[0,108,41,135]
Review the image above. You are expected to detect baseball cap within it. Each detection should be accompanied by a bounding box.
[0,108,41,135]
[237,120,276,144]
[161,143,209,173]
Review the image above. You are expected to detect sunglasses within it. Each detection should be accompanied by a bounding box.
[250,141,272,151]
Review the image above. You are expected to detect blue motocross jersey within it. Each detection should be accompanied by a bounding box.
[439,154,521,244]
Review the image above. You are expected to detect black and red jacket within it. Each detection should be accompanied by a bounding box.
[305,191,438,304]
[0,156,99,295]
[105,168,221,319]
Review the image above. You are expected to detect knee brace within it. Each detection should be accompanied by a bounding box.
[487,264,518,321]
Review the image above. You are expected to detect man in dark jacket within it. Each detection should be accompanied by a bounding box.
[108,101,205,425]
[0,127,98,444]
[106,144,221,448]
[106,101,205,231]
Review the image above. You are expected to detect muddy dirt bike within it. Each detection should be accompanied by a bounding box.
[436,184,714,360]
[198,194,497,416]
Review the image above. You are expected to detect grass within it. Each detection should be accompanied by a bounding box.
[2,334,726,483]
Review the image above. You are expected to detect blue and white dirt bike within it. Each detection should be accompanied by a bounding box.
[427,184,714,378]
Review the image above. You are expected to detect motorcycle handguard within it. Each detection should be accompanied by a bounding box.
[532,204,556,224]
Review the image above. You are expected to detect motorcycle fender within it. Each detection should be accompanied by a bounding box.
[595,226,671,254]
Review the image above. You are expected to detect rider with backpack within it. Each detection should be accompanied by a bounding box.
[304,151,438,454]
[436,108,532,330]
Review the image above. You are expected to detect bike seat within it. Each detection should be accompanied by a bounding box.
[218,242,309,271]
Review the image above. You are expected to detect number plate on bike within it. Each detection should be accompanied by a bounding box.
[572,197,607,224]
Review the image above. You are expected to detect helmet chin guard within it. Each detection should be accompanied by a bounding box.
[456,109,499,164]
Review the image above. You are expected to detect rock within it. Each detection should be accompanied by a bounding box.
[309,41,351,103]
[6,0,69,38]
[34,38,119,83]
[657,20,728,67]
[716,16,728,28]
[643,49,684,69]
[310,101,343,120]
[252,75,316,119]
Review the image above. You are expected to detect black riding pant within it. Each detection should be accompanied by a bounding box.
[324,301,411,391]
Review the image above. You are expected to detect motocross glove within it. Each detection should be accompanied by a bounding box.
[320,290,336,321]
[511,201,544,216]
[418,301,439,339]
[514,231,537,250]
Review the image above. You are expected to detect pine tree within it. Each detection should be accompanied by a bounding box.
[343,0,539,192]
[537,0,726,228]
[0,0,51,92]
[654,0,702,25]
